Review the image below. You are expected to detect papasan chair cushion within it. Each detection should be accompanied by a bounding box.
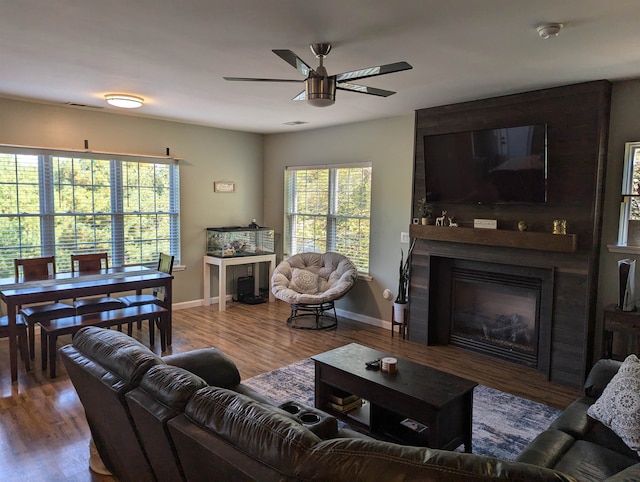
[271,252,358,329]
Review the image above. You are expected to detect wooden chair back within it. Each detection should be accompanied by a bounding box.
[157,253,174,275]
[71,253,109,274]
[14,256,56,281]
[153,253,174,298]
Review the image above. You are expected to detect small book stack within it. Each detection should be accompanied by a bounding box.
[328,389,363,413]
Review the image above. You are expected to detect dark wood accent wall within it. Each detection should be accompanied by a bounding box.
[409,81,612,387]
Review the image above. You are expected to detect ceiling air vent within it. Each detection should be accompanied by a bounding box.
[64,102,104,109]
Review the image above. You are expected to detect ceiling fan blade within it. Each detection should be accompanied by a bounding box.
[335,61,412,83]
[272,50,314,77]
[337,83,396,97]
[223,77,303,83]
[292,91,306,101]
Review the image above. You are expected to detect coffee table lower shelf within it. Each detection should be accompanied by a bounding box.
[323,393,454,449]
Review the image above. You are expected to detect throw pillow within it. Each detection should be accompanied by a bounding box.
[587,354,640,455]
[289,268,319,295]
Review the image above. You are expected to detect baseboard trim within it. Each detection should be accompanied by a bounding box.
[175,295,234,311]
[335,307,391,331]
[173,300,392,332]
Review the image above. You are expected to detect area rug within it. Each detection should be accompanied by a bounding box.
[243,358,561,461]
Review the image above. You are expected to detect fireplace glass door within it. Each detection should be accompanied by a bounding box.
[450,269,540,366]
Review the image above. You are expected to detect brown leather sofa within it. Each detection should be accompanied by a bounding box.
[60,327,640,482]
[516,358,640,481]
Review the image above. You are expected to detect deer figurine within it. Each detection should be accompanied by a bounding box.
[435,210,447,226]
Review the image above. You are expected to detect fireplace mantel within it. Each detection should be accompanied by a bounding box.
[409,225,577,253]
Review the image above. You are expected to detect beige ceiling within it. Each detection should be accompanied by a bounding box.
[2,0,640,134]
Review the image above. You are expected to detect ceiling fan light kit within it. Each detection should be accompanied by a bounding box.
[224,43,412,107]
[306,76,336,107]
[104,94,144,109]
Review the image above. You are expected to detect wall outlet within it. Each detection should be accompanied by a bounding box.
[400,232,410,243]
[247,265,253,276]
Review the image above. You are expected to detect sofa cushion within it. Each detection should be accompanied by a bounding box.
[583,421,640,461]
[296,438,577,482]
[185,387,321,474]
[164,347,241,387]
[139,364,208,411]
[72,326,163,383]
[548,395,640,461]
[588,354,640,455]
[548,397,595,439]
[515,429,575,467]
[554,440,638,481]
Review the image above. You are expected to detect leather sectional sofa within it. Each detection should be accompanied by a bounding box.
[60,326,640,481]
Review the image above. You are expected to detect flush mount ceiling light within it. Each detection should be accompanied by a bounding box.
[104,94,144,108]
[537,23,563,39]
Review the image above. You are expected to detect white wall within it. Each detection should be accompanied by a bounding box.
[3,79,635,333]
[0,98,264,304]
[263,115,415,323]
[597,80,640,355]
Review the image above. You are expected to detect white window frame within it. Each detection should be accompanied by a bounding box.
[284,162,372,273]
[616,142,640,247]
[0,146,180,276]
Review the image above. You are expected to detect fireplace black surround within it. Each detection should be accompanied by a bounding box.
[428,257,553,375]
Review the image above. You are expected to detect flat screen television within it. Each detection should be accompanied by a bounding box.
[423,124,547,204]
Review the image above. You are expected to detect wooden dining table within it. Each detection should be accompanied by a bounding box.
[0,265,173,384]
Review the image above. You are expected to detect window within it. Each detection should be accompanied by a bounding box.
[0,148,180,277]
[618,141,640,247]
[285,163,371,272]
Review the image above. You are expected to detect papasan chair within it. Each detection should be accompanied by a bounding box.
[271,252,358,329]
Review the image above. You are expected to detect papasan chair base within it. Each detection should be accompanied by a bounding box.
[272,252,358,331]
[287,301,338,330]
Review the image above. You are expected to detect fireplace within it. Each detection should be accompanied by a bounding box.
[450,268,541,367]
[428,257,553,375]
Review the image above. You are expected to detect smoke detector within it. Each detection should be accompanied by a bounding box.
[537,23,563,39]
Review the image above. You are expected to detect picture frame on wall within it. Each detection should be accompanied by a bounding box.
[214,181,235,193]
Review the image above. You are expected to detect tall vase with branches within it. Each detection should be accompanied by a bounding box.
[395,238,416,310]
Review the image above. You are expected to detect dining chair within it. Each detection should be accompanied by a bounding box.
[119,253,174,346]
[16,256,77,360]
[70,253,126,315]
[0,314,30,371]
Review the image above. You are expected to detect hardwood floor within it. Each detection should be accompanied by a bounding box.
[0,300,582,481]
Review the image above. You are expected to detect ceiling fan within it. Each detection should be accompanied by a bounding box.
[223,43,412,107]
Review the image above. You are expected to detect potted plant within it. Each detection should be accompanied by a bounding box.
[394,238,416,323]
[417,198,433,225]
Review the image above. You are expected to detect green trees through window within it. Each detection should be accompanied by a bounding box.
[0,150,180,277]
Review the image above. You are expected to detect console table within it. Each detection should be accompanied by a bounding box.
[202,254,276,311]
[602,304,640,359]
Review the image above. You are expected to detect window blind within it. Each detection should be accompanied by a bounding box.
[0,149,180,277]
[284,163,371,272]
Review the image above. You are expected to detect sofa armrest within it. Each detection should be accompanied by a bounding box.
[163,348,241,388]
[604,463,640,482]
[279,400,339,439]
[584,359,622,398]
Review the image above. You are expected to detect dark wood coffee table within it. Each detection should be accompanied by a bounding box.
[311,343,477,452]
